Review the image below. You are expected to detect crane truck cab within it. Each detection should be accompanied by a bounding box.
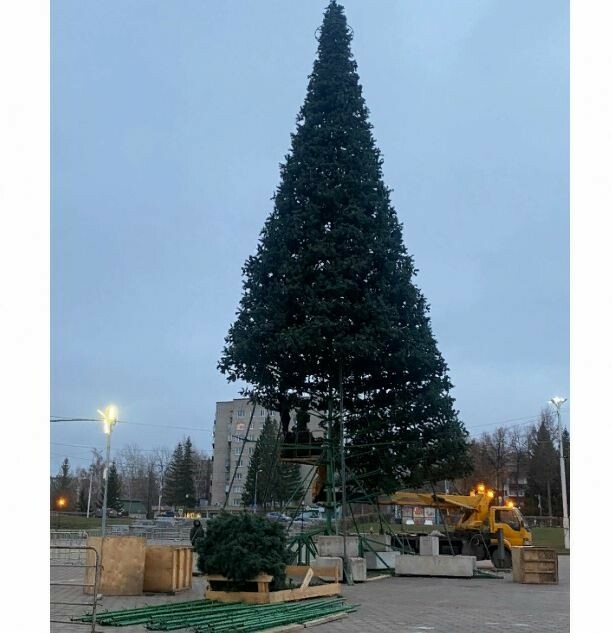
[381,484,532,569]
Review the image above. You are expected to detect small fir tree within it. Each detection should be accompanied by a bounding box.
[526,411,561,516]
[106,462,123,512]
[51,458,76,510]
[165,438,198,508]
[199,513,293,590]
[180,436,197,508]
[164,442,184,506]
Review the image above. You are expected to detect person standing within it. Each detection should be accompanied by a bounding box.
[190,519,204,547]
[189,519,205,575]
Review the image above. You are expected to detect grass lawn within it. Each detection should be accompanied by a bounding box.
[350,522,569,553]
[531,527,568,553]
[50,514,132,531]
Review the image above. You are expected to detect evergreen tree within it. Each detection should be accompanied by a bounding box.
[105,461,123,512]
[526,411,560,516]
[278,463,306,506]
[165,438,197,508]
[242,417,281,510]
[200,513,293,590]
[241,417,306,509]
[51,458,76,510]
[181,436,197,508]
[77,486,88,513]
[219,1,471,494]
[164,442,184,506]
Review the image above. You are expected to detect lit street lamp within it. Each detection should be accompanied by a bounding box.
[97,405,118,541]
[549,396,569,550]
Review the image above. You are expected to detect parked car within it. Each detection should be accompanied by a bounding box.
[266,511,292,522]
[292,511,324,524]
[94,508,119,518]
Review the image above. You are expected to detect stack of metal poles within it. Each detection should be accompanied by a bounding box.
[73,597,359,631]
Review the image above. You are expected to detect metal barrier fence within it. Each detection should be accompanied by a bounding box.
[84,526,192,543]
[50,545,100,632]
[50,526,192,544]
[524,516,564,528]
[50,527,192,631]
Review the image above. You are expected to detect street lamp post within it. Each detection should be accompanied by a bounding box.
[253,469,262,513]
[97,405,118,541]
[86,466,93,519]
[157,461,164,518]
[549,396,569,550]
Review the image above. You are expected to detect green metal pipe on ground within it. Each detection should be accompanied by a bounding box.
[190,604,357,633]
[74,597,357,631]
[73,599,208,623]
[148,598,345,625]
[194,603,355,631]
[150,599,350,631]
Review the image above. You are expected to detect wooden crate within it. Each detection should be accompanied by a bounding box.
[85,536,146,595]
[205,565,341,604]
[511,547,558,584]
[143,546,193,593]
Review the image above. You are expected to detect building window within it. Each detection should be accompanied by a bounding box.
[237,410,245,417]
[234,485,242,493]
[232,498,241,506]
[248,447,254,455]
[234,447,241,455]
[235,473,242,480]
[238,459,244,467]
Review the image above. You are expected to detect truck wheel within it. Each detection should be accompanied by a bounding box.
[490,547,512,569]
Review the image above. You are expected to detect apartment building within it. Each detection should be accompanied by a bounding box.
[502,476,528,502]
[210,398,321,509]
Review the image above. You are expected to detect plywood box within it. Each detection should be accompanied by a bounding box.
[512,547,558,584]
[85,535,146,595]
[144,546,193,593]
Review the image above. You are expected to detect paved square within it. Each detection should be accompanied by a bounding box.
[49,555,569,633]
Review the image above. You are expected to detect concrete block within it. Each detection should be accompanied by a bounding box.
[395,554,476,578]
[313,556,343,581]
[349,557,367,582]
[316,536,360,558]
[361,534,393,552]
[419,535,439,556]
[364,551,398,570]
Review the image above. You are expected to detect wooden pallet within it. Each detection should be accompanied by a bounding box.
[511,547,558,584]
[143,546,193,593]
[205,565,341,604]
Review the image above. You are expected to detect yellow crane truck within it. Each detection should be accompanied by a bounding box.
[379,483,533,568]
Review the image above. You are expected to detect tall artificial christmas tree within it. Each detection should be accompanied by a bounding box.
[219,1,472,495]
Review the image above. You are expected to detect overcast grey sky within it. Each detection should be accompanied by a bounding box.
[50,0,569,475]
